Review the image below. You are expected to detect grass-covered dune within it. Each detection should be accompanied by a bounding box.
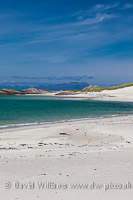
[69,83,133,93]
[83,83,133,92]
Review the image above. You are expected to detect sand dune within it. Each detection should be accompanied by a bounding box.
[51,86,133,102]
[100,86,133,101]
[35,86,133,102]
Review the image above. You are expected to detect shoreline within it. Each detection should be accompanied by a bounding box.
[25,86,133,102]
[1,114,133,151]
[0,114,133,199]
[0,112,132,131]
[26,94,133,102]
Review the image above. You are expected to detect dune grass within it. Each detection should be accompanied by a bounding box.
[82,83,133,92]
[69,83,133,93]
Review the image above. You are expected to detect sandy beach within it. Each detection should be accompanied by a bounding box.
[38,86,133,102]
[1,0,133,199]
[0,114,133,200]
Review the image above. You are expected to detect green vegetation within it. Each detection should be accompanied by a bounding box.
[1,83,133,94]
[4,88,18,91]
[82,83,133,92]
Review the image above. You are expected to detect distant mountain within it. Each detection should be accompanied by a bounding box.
[38,82,89,91]
[0,81,89,91]
[0,82,48,91]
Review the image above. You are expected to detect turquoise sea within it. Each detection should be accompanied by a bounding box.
[0,95,133,128]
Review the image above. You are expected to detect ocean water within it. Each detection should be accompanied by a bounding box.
[0,95,133,128]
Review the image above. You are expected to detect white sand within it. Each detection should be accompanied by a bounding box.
[0,115,133,199]
[36,86,133,102]
[96,86,133,102]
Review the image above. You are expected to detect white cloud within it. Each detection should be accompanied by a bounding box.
[92,4,105,11]
[81,14,117,25]
[22,55,67,63]
[92,3,119,11]
[123,4,133,9]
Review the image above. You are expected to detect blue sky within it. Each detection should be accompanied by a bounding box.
[0,0,133,84]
